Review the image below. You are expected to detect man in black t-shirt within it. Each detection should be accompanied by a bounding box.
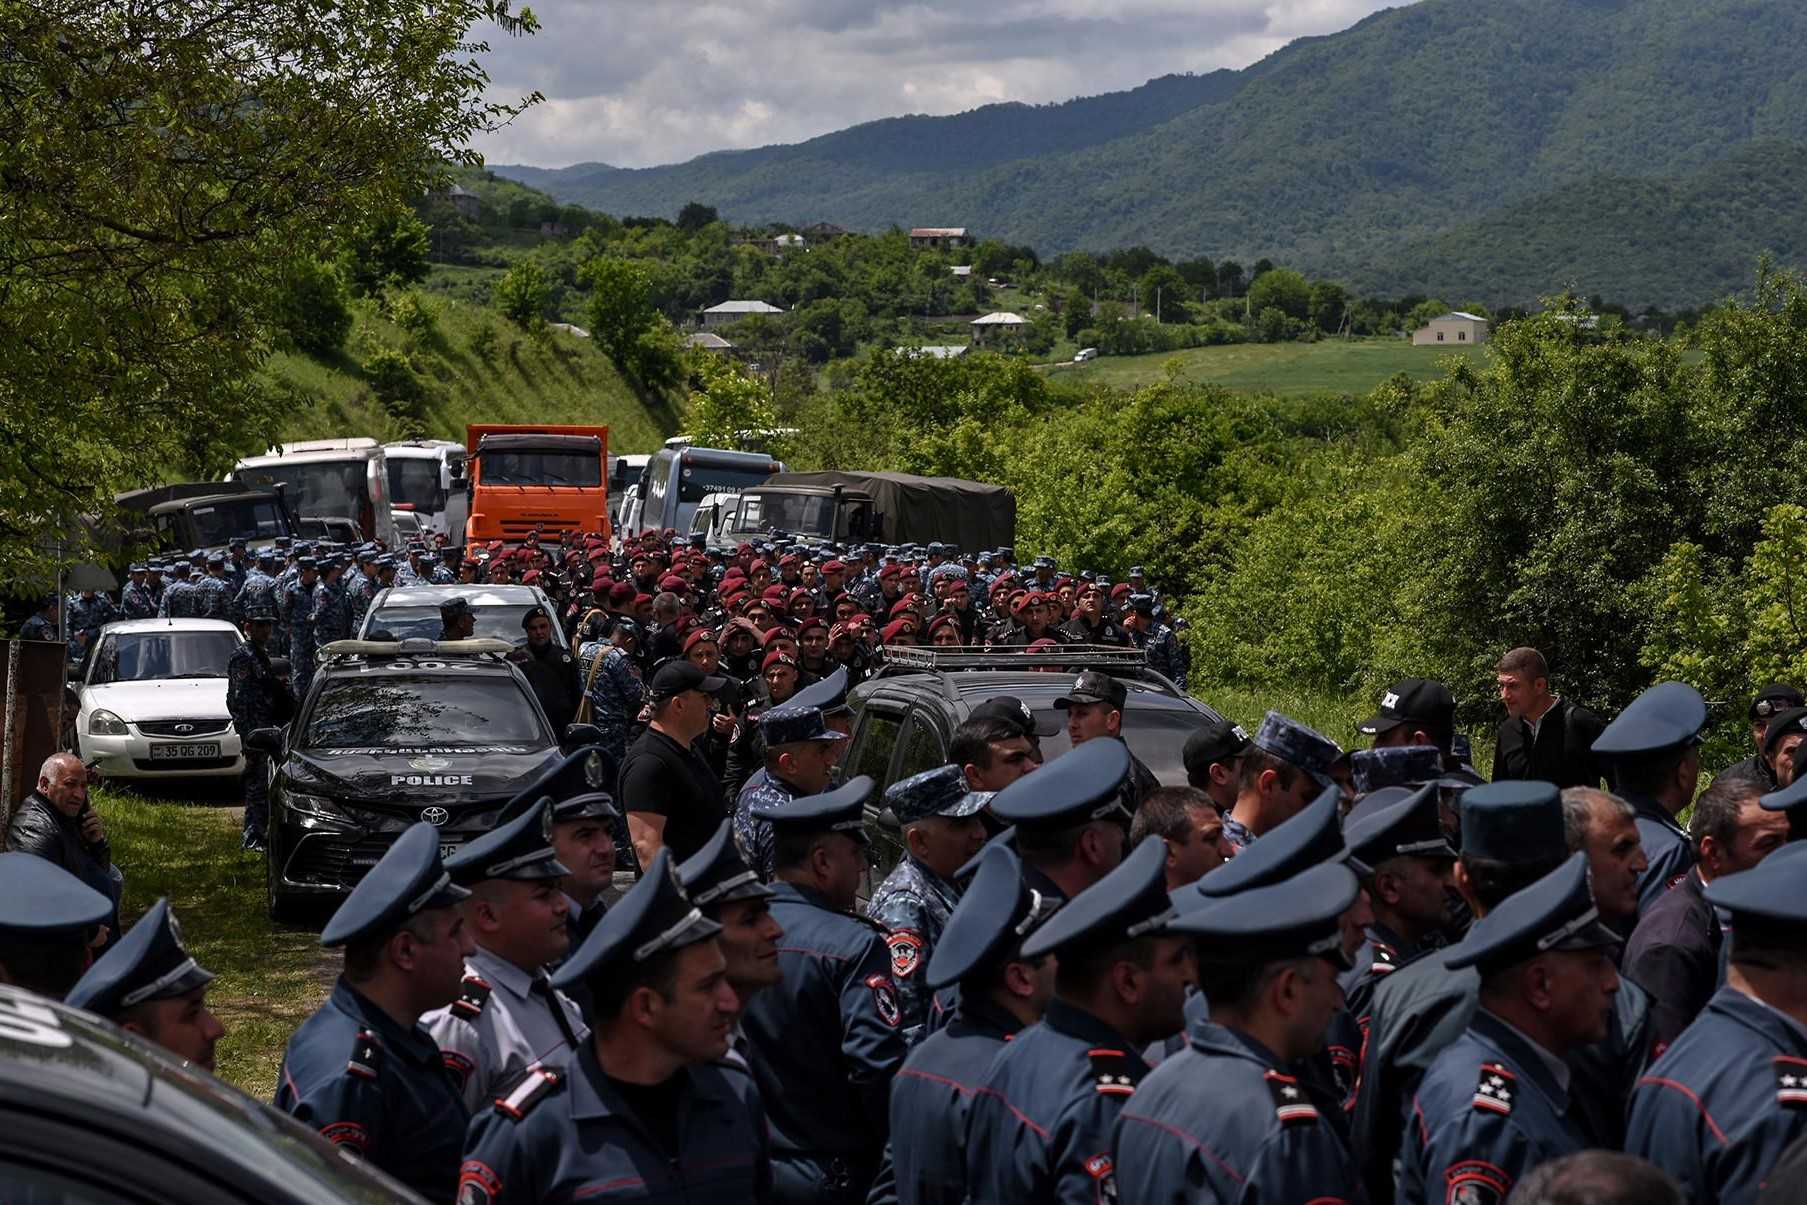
[619,660,730,866]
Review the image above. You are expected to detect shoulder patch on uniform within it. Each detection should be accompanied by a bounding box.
[442,1049,476,1089]
[865,973,902,1027]
[493,1065,562,1120]
[1776,1055,1807,1106]
[346,1029,383,1080]
[886,930,924,979]
[1089,1048,1144,1097]
[457,1160,503,1205]
[319,1120,370,1151]
[452,974,492,1021]
[1444,1158,1511,1205]
[1084,1152,1119,1203]
[1262,1069,1318,1124]
[1472,1063,1515,1114]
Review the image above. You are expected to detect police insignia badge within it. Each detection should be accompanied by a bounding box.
[1776,1055,1807,1106]
[1445,1160,1510,1205]
[1472,1063,1515,1115]
[886,931,924,979]
[866,974,902,1027]
[1263,1068,1319,1124]
[457,1160,502,1205]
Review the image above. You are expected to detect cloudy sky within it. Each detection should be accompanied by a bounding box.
[471,0,1400,168]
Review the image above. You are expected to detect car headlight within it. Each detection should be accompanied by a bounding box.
[284,791,353,823]
[87,710,128,736]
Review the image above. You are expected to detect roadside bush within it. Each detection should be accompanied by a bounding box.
[468,321,500,366]
[364,345,426,428]
[495,260,552,331]
[272,258,353,356]
[386,289,441,346]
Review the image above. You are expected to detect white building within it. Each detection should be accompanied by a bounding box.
[702,300,784,329]
[1412,311,1490,346]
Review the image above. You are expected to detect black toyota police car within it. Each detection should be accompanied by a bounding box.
[0,984,422,1201]
[248,638,595,922]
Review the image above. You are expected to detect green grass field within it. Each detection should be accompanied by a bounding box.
[1045,337,1487,396]
[264,292,679,454]
[94,788,330,1099]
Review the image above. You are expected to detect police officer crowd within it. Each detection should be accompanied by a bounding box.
[16,518,1807,1205]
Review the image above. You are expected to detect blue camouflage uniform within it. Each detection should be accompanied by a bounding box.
[276,979,469,1201]
[1136,621,1186,689]
[431,560,457,585]
[575,640,643,769]
[232,566,278,624]
[226,629,288,845]
[867,855,961,1045]
[193,572,233,619]
[66,592,117,662]
[310,577,352,647]
[158,575,198,619]
[120,577,157,620]
[734,773,797,881]
[740,874,907,1203]
[282,577,318,699]
[222,554,248,595]
[1397,1011,1590,1205]
[18,612,56,642]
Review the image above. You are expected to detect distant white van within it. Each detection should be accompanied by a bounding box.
[1074,347,1099,363]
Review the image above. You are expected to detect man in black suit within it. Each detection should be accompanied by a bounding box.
[1490,646,1606,788]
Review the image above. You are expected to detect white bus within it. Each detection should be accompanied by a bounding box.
[230,438,397,546]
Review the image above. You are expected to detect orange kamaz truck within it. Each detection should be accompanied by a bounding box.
[463,424,611,545]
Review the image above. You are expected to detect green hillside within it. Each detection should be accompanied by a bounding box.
[1048,338,1487,396]
[263,293,677,452]
[493,0,1807,308]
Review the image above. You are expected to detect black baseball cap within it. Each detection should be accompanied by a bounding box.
[1357,678,1456,736]
[1183,718,1251,784]
[969,695,1061,738]
[1053,671,1128,713]
[1752,684,1805,722]
[650,659,727,701]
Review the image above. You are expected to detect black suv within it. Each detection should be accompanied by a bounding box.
[0,984,422,1201]
[846,646,1226,876]
[249,638,592,922]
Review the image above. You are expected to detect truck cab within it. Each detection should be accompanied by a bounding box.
[115,483,295,557]
[728,484,881,544]
[464,424,611,544]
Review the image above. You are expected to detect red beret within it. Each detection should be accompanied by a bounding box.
[823,560,847,572]
[607,582,636,606]
[762,650,799,673]
[881,618,914,643]
[683,627,718,653]
[658,574,687,592]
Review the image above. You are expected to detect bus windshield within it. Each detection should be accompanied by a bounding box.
[236,460,368,520]
[387,457,445,511]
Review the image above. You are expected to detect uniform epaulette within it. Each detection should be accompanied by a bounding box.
[1473,1063,1515,1114]
[1088,1048,1143,1097]
[1369,941,1398,975]
[452,974,492,1021]
[1775,1055,1807,1106]
[493,1065,563,1120]
[346,1029,383,1080]
[1263,1069,1319,1124]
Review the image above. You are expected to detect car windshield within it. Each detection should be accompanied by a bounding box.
[236,459,367,519]
[303,674,547,748]
[387,456,446,510]
[1030,702,1205,783]
[185,498,287,545]
[89,631,239,684]
[478,450,601,487]
[361,604,565,648]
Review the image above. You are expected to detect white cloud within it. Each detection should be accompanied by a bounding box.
[469,0,1400,167]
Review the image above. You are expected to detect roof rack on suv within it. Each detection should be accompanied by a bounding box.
[316,637,517,660]
[877,645,1149,674]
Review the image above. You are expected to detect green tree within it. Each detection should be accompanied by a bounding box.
[1246,268,1311,322]
[676,202,719,233]
[272,259,353,356]
[1407,298,1452,330]
[582,256,658,361]
[343,209,433,297]
[495,261,552,331]
[683,354,780,451]
[1309,281,1349,333]
[0,0,538,582]
[1217,261,1246,297]
[1139,265,1190,323]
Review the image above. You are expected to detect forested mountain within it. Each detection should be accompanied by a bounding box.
[495,0,1807,307]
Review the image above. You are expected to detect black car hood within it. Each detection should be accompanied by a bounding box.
[286,744,560,806]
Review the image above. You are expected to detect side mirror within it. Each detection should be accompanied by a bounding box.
[66,665,84,685]
[563,722,603,747]
[245,727,284,754]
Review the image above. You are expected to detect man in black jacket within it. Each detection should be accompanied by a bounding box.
[1490,646,1607,789]
[7,752,120,950]
[514,605,581,736]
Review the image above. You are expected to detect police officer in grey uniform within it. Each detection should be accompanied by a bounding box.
[867,764,989,1044]
[1592,681,1705,914]
[273,824,474,1200]
[1397,853,1623,1205]
[458,848,771,1204]
[1114,863,1366,1204]
[157,560,198,618]
[425,799,589,1112]
[281,557,319,697]
[963,837,1194,1204]
[193,552,233,619]
[232,549,280,625]
[120,565,157,619]
[310,557,353,648]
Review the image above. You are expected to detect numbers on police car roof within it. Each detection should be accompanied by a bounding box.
[356,659,485,672]
[0,996,73,1050]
